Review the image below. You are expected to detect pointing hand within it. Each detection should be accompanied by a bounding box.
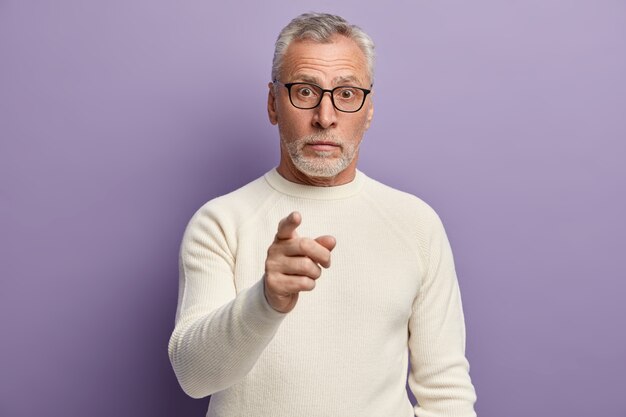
[263,211,336,313]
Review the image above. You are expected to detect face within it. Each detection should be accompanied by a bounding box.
[267,35,374,186]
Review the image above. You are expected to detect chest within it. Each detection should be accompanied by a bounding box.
[233,210,424,335]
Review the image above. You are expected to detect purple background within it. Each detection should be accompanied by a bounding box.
[1,1,625,416]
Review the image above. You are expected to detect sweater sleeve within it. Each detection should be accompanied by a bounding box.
[407,212,477,417]
[167,205,287,399]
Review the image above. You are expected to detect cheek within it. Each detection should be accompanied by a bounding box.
[349,116,369,138]
[277,116,300,142]
[278,111,309,137]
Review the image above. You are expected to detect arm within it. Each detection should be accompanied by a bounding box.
[408,213,477,417]
[168,209,335,398]
[167,206,287,399]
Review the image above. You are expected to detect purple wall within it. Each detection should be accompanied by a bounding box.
[1,1,624,416]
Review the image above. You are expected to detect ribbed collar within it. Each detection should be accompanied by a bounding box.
[264,168,366,200]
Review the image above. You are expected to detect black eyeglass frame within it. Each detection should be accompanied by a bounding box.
[273,80,372,113]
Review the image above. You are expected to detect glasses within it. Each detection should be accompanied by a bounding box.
[274,80,372,113]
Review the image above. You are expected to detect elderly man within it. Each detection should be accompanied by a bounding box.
[168,12,477,417]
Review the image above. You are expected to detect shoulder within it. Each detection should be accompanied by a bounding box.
[360,174,452,268]
[183,173,278,241]
[199,175,272,215]
[361,173,443,228]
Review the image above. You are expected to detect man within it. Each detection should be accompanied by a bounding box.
[168,12,477,417]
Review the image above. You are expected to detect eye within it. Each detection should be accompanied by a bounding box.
[337,88,357,100]
[296,85,317,98]
[299,87,312,96]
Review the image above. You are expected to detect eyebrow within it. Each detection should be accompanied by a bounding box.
[291,74,320,84]
[290,74,365,87]
[333,75,362,85]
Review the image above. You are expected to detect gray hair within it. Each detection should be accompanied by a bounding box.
[271,12,375,84]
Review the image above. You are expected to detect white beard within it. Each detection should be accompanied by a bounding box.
[281,133,358,178]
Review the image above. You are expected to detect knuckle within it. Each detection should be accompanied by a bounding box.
[267,243,285,259]
[302,258,321,278]
[264,270,276,282]
[264,273,276,290]
[298,238,314,253]
[311,265,322,279]
[298,257,313,273]
[265,258,280,272]
[301,277,315,291]
[266,273,287,293]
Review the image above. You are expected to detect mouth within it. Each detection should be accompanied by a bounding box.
[306,141,341,152]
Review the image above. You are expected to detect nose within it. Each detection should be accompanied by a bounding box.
[312,92,337,129]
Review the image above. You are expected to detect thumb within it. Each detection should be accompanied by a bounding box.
[314,235,336,252]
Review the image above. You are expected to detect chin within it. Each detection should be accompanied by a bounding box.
[293,157,350,178]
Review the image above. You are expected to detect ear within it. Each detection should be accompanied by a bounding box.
[364,98,374,130]
[267,82,278,125]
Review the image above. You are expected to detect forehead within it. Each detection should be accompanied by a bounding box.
[281,35,369,85]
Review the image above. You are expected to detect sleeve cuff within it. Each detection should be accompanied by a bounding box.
[239,278,287,336]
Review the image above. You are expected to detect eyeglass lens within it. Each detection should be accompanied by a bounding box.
[289,83,366,112]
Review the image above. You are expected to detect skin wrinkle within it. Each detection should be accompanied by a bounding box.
[286,65,367,87]
[282,51,368,87]
[267,35,374,187]
[291,74,365,87]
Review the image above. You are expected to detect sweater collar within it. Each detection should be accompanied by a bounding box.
[264,168,365,200]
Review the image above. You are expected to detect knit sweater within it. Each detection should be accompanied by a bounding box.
[168,168,477,417]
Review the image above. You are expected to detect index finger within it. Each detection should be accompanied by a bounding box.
[275,211,302,240]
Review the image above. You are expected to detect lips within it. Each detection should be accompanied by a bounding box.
[306,141,341,151]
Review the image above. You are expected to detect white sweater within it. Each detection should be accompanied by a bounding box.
[168,168,477,417]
